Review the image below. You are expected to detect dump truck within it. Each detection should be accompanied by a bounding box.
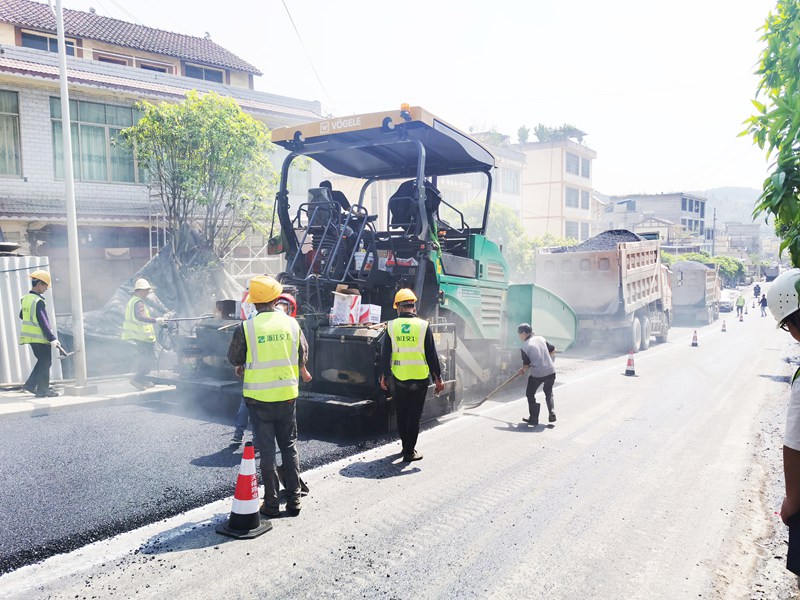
[668,261,720,324]
[535,230,671,353]
[159,106,578,432]
[765,265,780,282]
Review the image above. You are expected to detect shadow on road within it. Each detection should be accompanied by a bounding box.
[757,373,792,384]
[190,444,243,468]
[339,454,421,479]
[462,411,554,433]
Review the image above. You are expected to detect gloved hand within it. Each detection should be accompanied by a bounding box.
[155,317,166,326]
[50,339,59,348]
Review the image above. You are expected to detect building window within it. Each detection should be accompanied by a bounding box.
[502,168,520,194]
[681,197,687,211]
[565,187,579,208]
[565,221,579,239]
[565,152,579,175]
[581,157,590,178]
[97,55,128,66]
[139,62,170,73]
[580,190,590,210]
[700,202,705,218]
[0,90,21,177]
[21,31,75,55]
[185,64,225,83]
[50,97,140,183]
[580,222,589,240]
[627,200,636,211]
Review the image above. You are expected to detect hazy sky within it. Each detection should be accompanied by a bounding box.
[63,0,776,195]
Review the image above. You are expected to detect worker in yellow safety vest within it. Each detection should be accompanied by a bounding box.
[227,275,312,518]
[18,269,59,397]
[380,288,444,462]
[121,278,166,390]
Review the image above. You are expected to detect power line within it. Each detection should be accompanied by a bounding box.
[106,0,142,24]
[281,0,337,114]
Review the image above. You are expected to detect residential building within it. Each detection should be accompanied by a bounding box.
[0,0,321,311]
[514,139,597,241]
[604,192,708,246]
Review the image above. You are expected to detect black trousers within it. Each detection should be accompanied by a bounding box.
[247,399,301,510]
[133,341,155,383]
[25,343,52,392]
[391,378,428,454]
[526,373,556,423]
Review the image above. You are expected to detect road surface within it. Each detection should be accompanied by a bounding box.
[0,312,797,599]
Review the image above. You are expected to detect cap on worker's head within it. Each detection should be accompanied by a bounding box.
[30,270,51,286]
[134,278,152,291]
[276,293,298,317]
[768,268,800,327]
[517,323,533,335]
[393,288,417,309]
[245,275,283,304]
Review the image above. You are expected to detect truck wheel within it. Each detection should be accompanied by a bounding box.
[655,323,669,343]
[640,317,651,351]
[621,319,641,353]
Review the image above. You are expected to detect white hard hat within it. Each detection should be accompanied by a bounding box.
[134,278,152,291]
[767,268,800,327]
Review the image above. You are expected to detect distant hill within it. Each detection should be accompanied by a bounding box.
[697,187,772,231]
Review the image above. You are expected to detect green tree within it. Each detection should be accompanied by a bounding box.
[533,123,587,143]
[664,252,746,286]
[517,125,530,144]
[122,91,276,259]
[744,0,800,266]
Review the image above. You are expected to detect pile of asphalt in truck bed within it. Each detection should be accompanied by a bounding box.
[550,230,643,253]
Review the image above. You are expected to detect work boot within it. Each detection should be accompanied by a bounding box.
[259,502,280,518]
[35,388,59,398]
[403,450,423,462]
[549,411,557,423]
[129,379,147,391]
[22,384,36,394]
[522,417,538,426]
[286,501,302,517]
[230,433,243,444]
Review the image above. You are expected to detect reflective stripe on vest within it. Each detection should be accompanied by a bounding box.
[242,311,300,402]
[19,293,47,345]
[121,296,155,342]
[389,317,430,381]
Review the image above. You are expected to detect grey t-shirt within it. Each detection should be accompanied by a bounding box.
[520,335,556,378]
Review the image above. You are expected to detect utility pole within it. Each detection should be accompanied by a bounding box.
[52,0,95,394]
[711,208,716,257]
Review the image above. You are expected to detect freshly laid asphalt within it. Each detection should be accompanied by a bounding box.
[0,392,404,575]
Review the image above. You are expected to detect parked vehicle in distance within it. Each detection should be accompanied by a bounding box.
[719,289,735,312]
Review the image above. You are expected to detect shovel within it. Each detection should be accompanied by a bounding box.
[462,371,522,410]
[55,342,77,359]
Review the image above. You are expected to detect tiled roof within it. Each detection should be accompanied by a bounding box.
[0,0,262,75]
[0,196,153,223]
[0,50,321,123]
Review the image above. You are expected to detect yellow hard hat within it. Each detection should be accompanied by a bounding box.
[30,270,51,286]
[393,288,417,309]
[245,275,283,304]
[134,278,152,291]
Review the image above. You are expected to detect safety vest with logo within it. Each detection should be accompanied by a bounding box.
[389,317,430,381]
[19,293,48,345]
[242,311,300,402]
[121,296,155,342]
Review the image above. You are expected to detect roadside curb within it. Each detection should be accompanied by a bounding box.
[0,384,176,419]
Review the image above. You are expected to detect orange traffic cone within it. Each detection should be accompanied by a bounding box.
[691,330,698,347]
[752,300,756,308]
[739,312,744,322]
[721,320,727,332]
[216,442,272,539]
[623,350,636,376]
[745,305,749,315]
